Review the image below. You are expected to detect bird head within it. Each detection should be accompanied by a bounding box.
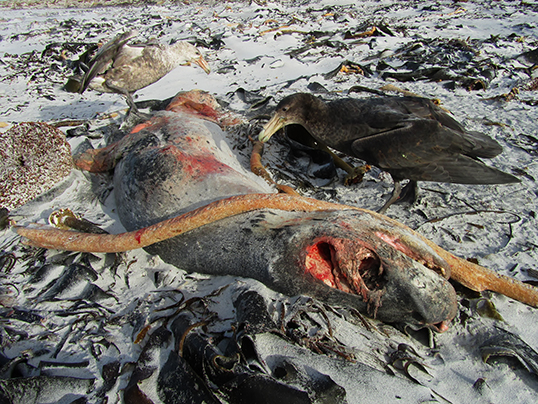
[174,41,211,74]
[259,93,319,142]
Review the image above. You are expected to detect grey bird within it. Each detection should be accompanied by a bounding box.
[67,31,210,113]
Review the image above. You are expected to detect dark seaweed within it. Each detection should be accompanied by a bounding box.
[38,263,99,302]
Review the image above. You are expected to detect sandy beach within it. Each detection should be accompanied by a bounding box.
[1,1,538,402]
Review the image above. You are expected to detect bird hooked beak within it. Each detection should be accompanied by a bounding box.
[193,55,211,74]
[259,115,288,143]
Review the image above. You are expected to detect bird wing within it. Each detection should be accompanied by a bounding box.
[391,155,519,184]
[328,97,502,159]
[350,119,518,184]
[79,31,136,94]
[390,97,503,158]
[389,97,467,133]
[110,44,146,67]
[325,96,462,145]
[103,44,173,93]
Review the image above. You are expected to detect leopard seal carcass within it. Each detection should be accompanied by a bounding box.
[15,90,480,330]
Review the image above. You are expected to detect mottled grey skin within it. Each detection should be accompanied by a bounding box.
[113,111,270,230]
[146,209,457,327]
[106,95,457,328]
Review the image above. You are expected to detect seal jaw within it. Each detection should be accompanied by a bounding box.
[296,221,458,330]
[304,237,386,315]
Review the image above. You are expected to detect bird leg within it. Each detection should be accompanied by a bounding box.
[123,93,139,114]
[399,180,418,204]
[310,144,366,184]
[103,82,142,117]
[378,180,403,214]
[378,180,419,214]
[286,126,370,185]
[308,141,370,185]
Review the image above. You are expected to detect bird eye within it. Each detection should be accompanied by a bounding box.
[281,107,288,112]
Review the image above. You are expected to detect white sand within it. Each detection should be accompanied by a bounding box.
[1,1,538,402]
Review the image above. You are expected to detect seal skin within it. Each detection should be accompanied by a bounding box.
[74,90,263,230]
[71,91,458,328]
[146,208,457,328]
[18,91,538,325]
[111,111,265,230]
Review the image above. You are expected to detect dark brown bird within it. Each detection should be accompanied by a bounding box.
[259,93,519,213]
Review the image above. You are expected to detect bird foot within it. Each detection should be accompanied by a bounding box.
[378,180,418,214]
[343,165,370,186]
[115,104,149,129]
[378,180,402,214]
[396,180,418,204]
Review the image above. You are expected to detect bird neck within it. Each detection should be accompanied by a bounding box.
[167,42,193,65]
[302,95,331,141]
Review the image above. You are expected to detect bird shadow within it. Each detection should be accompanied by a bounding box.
[37,98,122,122]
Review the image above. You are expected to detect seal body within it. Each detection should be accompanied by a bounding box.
[72,90,458,328]
[147,208,458,326]
[113,111,270,229]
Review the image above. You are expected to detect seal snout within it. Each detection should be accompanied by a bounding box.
[304,237,386,303]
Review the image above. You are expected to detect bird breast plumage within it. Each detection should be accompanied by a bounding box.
[104,45,176,92]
